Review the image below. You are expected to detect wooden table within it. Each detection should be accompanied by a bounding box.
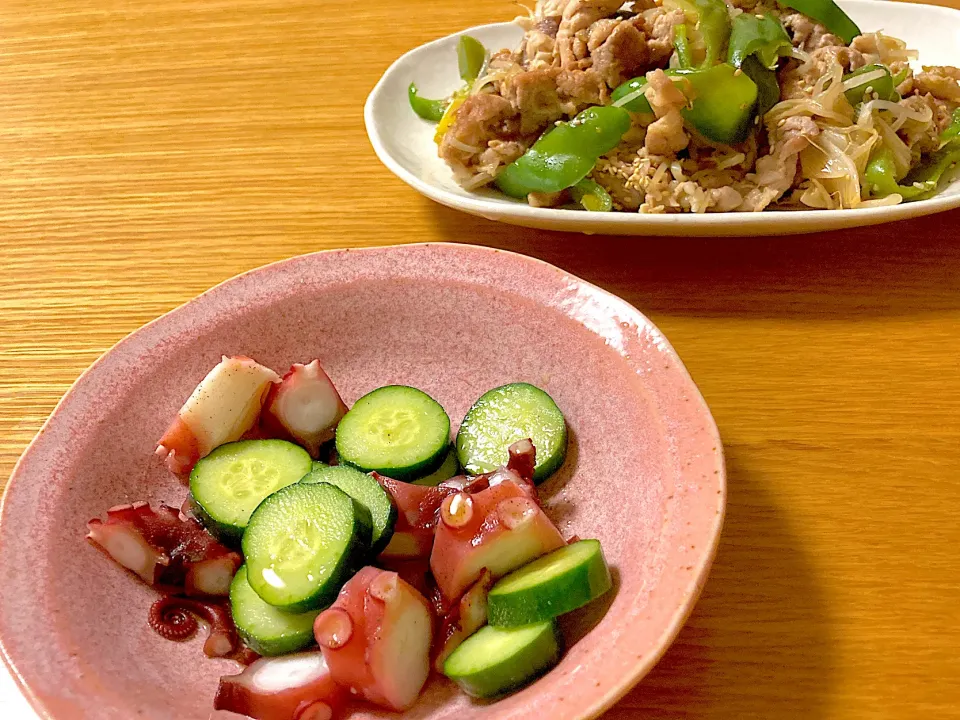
[2,1,959,717]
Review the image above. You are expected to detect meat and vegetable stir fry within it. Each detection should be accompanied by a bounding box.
[410,0,960,213]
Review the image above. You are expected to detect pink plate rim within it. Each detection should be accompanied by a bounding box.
[0,242,726,720]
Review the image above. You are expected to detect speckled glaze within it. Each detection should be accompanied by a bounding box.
[0,243,725,720]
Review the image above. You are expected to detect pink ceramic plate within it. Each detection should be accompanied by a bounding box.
[0,243,724,720]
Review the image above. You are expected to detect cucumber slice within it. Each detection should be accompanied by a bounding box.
[312,460,328,471]
[487,539,612,627]
[242,482,369,612]
[190,440,313,541]
[300,464,397,555]
[230,565,319,656]
[442,621,561,698]
[456,383,567,484]
[411,446,459,486]
[335,386,450,481]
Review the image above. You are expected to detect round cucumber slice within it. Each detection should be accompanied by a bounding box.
[487,539,612,627]
[190,439,313,542]
[230,566,319,656]
[443,621,561,698]
[335,385,451,481]
[456,383,567,483]
[300,464,397,555]
[242,482,369,612]
[411,445,460,486]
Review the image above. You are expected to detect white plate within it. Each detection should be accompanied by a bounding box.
[365,0,960,236]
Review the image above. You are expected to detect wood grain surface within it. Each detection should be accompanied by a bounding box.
[2,1,960,718]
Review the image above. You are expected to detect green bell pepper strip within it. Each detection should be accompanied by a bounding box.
[495,106,632,197]
[673,24,694,69]
[571,179,614,211]
[408,83,448,122]
[728,13,792,70]
[940,107,960,145]
[740,55,781,118]
[675,64,759,143]
[775,0,860,44]
[865,142,960,201]
[842,64,898,106]
[410,36,487,123]
[457,35,487,83]
[613,64,759,144]
[666,0,731,68]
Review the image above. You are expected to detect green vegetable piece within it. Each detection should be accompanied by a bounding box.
[230,566,320,656]
[442,622,562,698]
[902,141,960,193]
[673,64,759,144]
[666,0,731,68]
[843,64,898,106]
[571,178,613,212]
[728,13,792,70]
[300,464,397,556]
[190,439,313,543]
[243,482,370,612]
[940,107,960,145]
[611,76,653,114]
[408,83,448,122]
[495,106,632,197]
[864,144,960,201]
[740,55,781,119]
[456,382,568,483]
[613,63,759,144]
[411,445,460,486]
[487,540,613,627]
[775,0,860,44]
[335,385,451,482]
[457,35,487,83]
[673,24,693,69]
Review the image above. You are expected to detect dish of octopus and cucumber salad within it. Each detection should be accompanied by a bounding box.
[86,356,612,720]
[407,0,960,213]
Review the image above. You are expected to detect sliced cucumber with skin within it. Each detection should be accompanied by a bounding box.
[190,439,313,542]
[411,445,459,486]
[443,621,561,698]
[336,386,450,481]
[311,460,328,471]
[230,566,319,656]
[300,464,396,555]
[487,539,612,627]
[456,383,567,484]
[243,482,370,612]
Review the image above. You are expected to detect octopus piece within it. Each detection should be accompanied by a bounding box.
[433,569,494,672]
[373,473,458,560]
[315,567,434,712]
[86,502,242,596]
[148,595,241,658]
[156,355,280,475]
[430,478,565,603]
[214,652,345,720]
[260,360,347,458]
